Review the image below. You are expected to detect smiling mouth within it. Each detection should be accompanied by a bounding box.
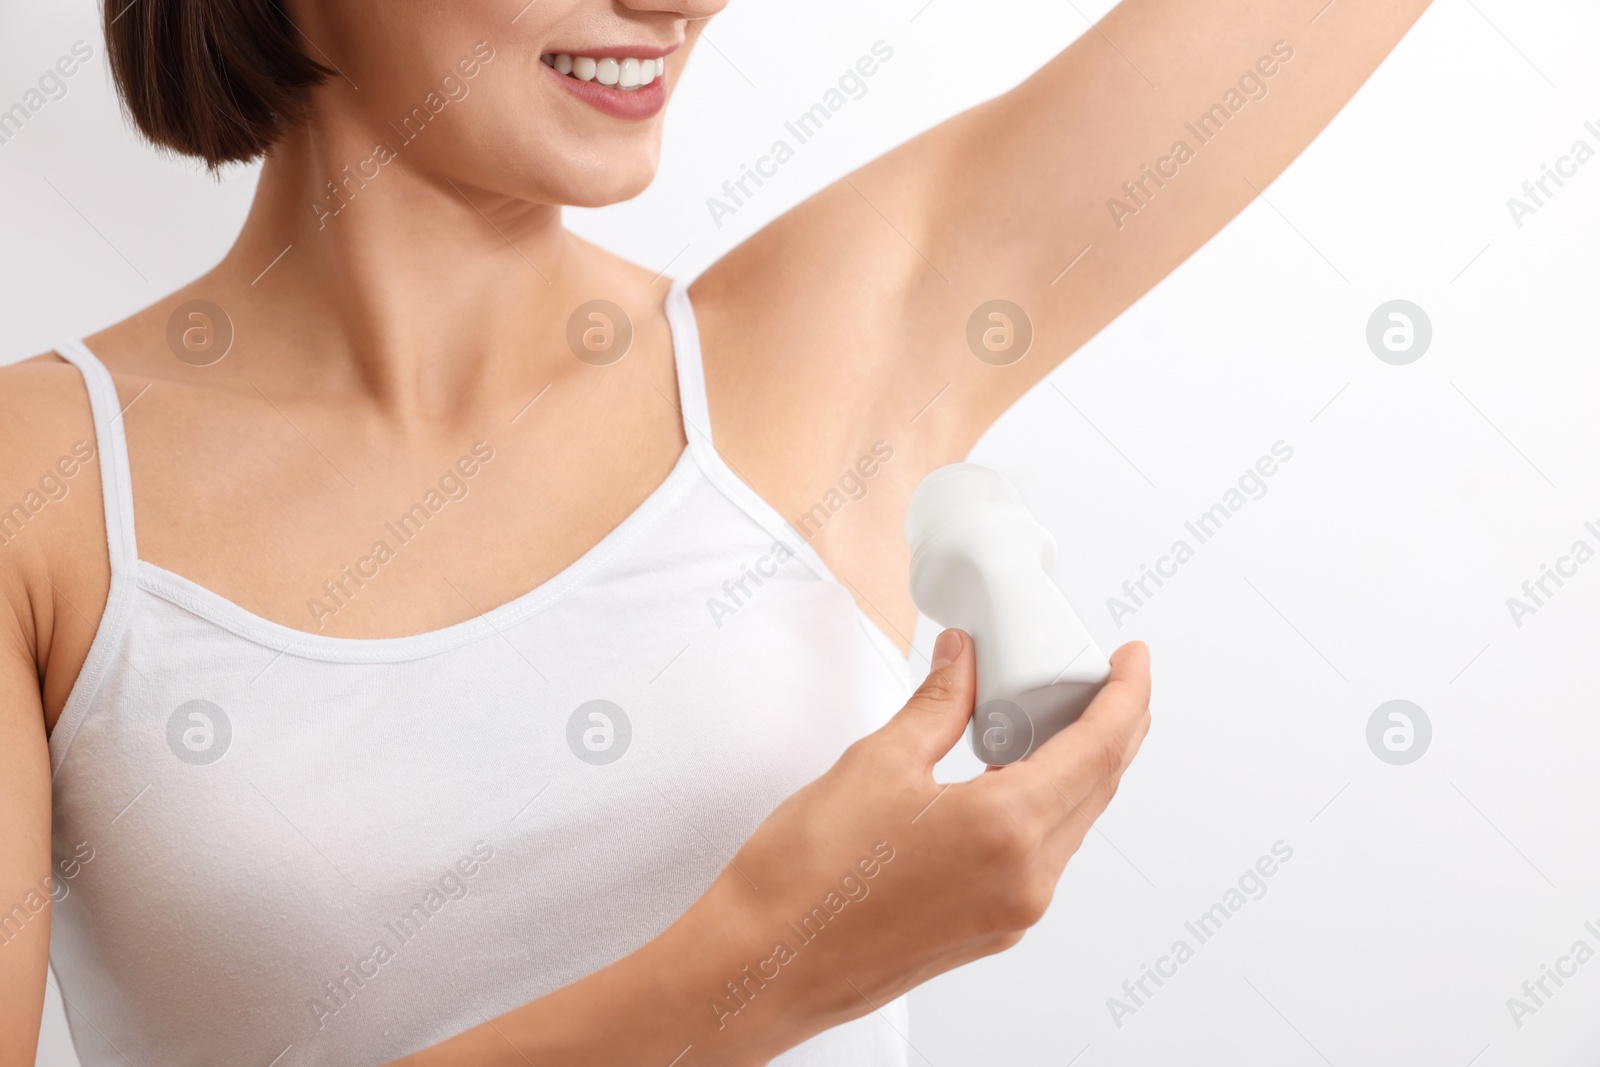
[540,53,666,91]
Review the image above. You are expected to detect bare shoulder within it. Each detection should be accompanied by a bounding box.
[0,356,105,522]
[0,355,112,728]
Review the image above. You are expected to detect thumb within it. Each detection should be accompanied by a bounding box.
[882,629,976,769]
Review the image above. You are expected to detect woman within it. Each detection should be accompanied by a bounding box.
[0,0,1429,1063]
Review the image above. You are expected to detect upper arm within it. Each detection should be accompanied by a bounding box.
[0,386,57,1064]
[0,357,110,1065]
[699,0,1434,466]
[894,0,1432,430]
[0,599,51,1067]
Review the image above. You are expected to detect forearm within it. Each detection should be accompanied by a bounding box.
[391,875,818,1067]
[1015,0,1433,262]
[381,632,1154,1066]
[950,0,1435,269]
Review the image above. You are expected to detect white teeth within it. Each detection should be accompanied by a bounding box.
[542,53,665,91]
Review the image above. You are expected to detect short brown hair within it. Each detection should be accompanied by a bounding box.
[104,0,331,168]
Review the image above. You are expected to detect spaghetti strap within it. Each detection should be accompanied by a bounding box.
[664,279,717,462]
[660,279,912,674]
[52,339,138,576]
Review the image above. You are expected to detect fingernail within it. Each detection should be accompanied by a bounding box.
[930,629,962,671]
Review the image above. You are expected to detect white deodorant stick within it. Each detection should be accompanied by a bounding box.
[905,464,1111,765]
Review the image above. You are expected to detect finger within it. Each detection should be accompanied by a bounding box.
[1079,641,1151,734]
[1035,716,1153,868]
[878,629,976,771]
[1114,695,1153,779]
[1036,703,1150,872]
[1028,641,1150,777]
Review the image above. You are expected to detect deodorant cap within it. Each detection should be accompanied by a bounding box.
[904,463,1034,556]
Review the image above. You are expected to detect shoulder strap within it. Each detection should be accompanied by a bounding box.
[51,340,138,575]
[658,281,913,680]
[663,280,718,463]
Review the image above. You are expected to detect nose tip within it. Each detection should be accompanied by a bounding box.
[615,0,726,26]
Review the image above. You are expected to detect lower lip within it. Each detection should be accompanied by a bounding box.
[543,63,666,120]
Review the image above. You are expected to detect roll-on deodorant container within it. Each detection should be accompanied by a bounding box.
[905,464,1111,765]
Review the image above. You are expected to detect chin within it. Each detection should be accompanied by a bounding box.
[551,158,659,208]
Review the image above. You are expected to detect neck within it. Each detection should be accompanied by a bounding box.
[212,121,591,418]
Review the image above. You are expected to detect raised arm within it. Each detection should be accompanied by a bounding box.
[696,0,1434,461]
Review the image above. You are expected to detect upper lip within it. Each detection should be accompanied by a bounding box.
[540,42,681,61]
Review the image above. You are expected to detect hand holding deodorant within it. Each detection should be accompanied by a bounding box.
[905,464,1111,765]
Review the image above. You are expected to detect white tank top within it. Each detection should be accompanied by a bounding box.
[46,282,915,1067]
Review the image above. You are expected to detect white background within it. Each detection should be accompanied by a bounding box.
[5,0,1598,1064]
